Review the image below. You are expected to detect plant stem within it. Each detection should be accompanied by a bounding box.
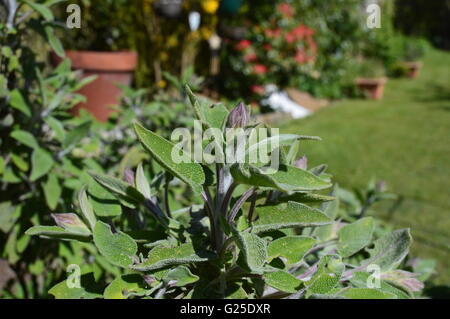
[220,182,237,216]
[248,191,257,225]
[164,172,172,218]
[227,187,255,224]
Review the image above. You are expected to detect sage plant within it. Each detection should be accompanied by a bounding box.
[28,87,424,299]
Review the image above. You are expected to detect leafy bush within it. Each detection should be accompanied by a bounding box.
[353,59,387,78]
[0,0,104,297]
[221,0,372,99]
[222,3,318,99]
[28,87,426,299]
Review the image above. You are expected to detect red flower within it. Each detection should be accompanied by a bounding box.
[265,28,281,39]
[236,39,251,51]
[263,44,272,51]
[244,52,258,62]
[291,25,315,40]
[253,64,268,75]
[277,3,295,17]
[294,50,308,64]
[285,32,297,44]
[251,85,265,95]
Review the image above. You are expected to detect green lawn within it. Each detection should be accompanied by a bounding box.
[283,48,450,285]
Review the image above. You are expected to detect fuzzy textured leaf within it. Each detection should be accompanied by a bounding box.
[336,288,397,299]
[134,122,205,193]
[49,273,101,299]
[25,225,90,241]
[104,274,147,299]
[231,164,331,192]
[251,202,332,233]
[360,229,412,272]
[234,230,267,274]
[89,171,145,204]
[268,236,316,264]
[186,85,229,129]
[338,217,375,258]
[264,270,303,294]
[166,266,200,287]
[93,221,138,268]
[131,243,213,272]
[78,187,97,230]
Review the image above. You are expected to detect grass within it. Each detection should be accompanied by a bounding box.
[282,48,450,285]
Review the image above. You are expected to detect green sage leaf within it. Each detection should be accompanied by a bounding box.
[93,221,138,268]
[264,270,303,294]
[268,236,316,264]
[134,122,205,193]
[338,217,375,258]
[131,242,213,272]
[251,202,332,234]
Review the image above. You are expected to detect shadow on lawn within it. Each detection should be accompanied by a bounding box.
[415,83,450,103]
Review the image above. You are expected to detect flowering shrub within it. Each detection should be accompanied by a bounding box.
[221,2,318,100]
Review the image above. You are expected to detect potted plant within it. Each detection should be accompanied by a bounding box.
[54,1,138,122]
[153,0,184,19]
[402,38,427,79]
[355,59,388,100]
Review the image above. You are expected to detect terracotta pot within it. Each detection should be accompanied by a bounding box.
[54,50,138,122]
[404,61,423,79]
[355,77,388,100]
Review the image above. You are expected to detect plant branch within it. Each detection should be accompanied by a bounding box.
[227,187,256,224]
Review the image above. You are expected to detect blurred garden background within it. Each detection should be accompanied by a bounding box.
[0,0,449,298]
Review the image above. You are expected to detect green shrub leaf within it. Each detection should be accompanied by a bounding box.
[104,274,147,299]
[268,236,316,264]
[264,270,303,293]
[166,266,200,287]
[23,0,54,21]
[89,171,145,204]
[336,288,397,299]
[360,229,412,272]
[134,122,205,193]
[30,148,54,181]
[233,230,267,274]
[251,202,332,233]
[11,130,39,149]
[49,273,102,299]
[51,213,91,236]
[63,121,91,150]
[338,217,375,258]
[231,164,331,192]
[135,163,151,198]
[78,187,97,230]
[43,174,61,210]
[349,272,410,299]
[10,89,31,117]
[93,221,138,268]
[186,85,229,129]
[88,178,122,217]
[305,255,344,295]
[25,225,90,241]
[131,242,213,272]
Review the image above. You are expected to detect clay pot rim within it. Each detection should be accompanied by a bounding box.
[355,77,388,85]
[62,50,138,72]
